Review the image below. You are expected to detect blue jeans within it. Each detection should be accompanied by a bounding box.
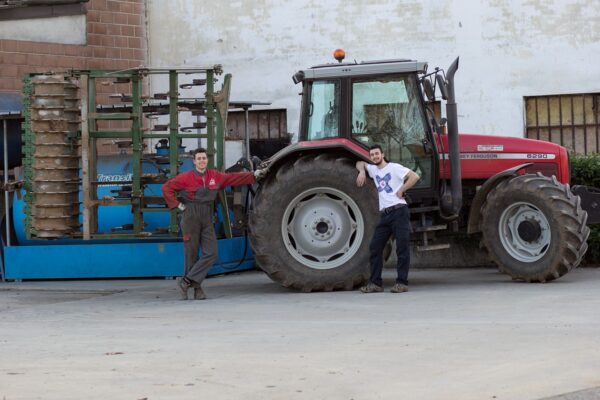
[368,205,410,286]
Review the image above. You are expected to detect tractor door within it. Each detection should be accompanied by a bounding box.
[350,74,437,197]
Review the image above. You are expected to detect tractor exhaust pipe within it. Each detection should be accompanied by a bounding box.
[441,57,462,217]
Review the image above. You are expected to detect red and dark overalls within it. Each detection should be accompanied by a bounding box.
[162,169,255,285]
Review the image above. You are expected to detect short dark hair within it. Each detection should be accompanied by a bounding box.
[369,144,383,152]
[192,148,208,158]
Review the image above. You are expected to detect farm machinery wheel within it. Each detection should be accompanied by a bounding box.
[481,173,589,282]
[250,154,379,291]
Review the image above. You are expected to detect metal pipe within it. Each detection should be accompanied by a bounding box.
[244,107,250,161]
[3,119,10,248]
[444,57,462,216]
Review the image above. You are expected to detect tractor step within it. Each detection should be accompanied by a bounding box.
[413,224,447,233]
[416,243,451,251]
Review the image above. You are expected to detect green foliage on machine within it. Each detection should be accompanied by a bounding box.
[571,153,600,265]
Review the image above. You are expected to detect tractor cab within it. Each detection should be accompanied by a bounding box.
[294,53,441,199]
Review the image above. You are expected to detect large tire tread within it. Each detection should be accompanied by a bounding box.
[250,154,376,291]
[480,173,590,282]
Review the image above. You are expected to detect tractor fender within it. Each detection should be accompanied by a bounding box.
[467,163,533,234]
[262,138,370,172]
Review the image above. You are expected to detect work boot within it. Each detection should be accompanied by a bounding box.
[390,283,408,293]
[193,287,207,300]
[176,277,191,300]
[360,282,384,293]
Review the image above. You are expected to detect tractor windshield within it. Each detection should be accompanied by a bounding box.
[351,75,431,188]
[303,74,431,188]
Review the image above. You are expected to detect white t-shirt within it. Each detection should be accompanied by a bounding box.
[366,162,411,210]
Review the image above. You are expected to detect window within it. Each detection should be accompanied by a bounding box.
[352,76,431,188]
[306,80,340,140]
[525,93,600,154]
[0,1,87,21]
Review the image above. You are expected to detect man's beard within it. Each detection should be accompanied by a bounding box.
[374,159,383,166]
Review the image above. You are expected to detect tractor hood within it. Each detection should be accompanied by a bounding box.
[435,133,570,183]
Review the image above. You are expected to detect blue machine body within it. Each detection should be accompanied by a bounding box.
[4,153,255,280]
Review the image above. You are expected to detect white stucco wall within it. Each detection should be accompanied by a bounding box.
[146,0,600,139]
[0,15,86,45]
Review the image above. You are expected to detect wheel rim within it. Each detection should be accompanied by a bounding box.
[281,187,364,270]
[498,201,551,262]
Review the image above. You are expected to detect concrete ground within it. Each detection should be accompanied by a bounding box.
[1,267,599,400]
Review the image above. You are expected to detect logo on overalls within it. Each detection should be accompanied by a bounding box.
[209,178,216,186]
[376,173,393,193]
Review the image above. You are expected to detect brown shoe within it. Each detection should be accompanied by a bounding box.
[193,287,207,300]
[360,282,384,293]
[390,283,408,293]
[176,277,191,300]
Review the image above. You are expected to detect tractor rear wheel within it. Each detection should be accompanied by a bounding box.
[480,173,589,282]
[250,154,379,291]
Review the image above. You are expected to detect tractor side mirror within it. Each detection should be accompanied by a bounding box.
[292,71,305,84]
[436,74,448,100]
[422,78,435,102]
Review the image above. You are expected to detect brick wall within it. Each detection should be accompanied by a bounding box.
[0,0,147,93]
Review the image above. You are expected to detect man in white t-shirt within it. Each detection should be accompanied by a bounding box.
[356,144,420,293]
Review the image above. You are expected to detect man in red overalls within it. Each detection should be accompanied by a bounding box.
[162,148,265,300]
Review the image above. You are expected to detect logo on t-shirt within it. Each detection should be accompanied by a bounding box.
[209,178,216,186]
[376,173,393,193]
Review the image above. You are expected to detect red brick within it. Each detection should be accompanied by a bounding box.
[88,59,103,69]
[114,59,130,70]
[92,22,107,35]
[106,24,120,35]
[82,46,94,57]
[114,12,128,24]
[114,36,128,48]
[101,36,115,47]
[2,40,18,52]
[89,0,107,11]
[120,2,133,13]
[134,26,144,37]
[17,65,33,80]
[16,41,35,53]
[48,44,65,56]
[87,33,103,46]
[64,45,83,57]
[121,48,134,59]
[12,52,27,65]
[101,58,113,69]
[127,59,141,68]
[3,65,18,78]
[0,78,17,90]
[133,2,143,14]
[127,37,141,49]
[107,1,120,11]
[87,11,101,22]
[106,47,121,59]
[121,25,134,36]
[93,47,107,58]
[99,12,113,23]
[27,54,44,66]
[127,14,141,25]
[132,49,144,60]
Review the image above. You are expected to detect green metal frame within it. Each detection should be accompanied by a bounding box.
[23,66,233,240]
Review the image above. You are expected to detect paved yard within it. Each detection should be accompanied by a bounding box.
[1,267,599,400]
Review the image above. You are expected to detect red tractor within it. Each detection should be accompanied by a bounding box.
[249,52,597,292]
